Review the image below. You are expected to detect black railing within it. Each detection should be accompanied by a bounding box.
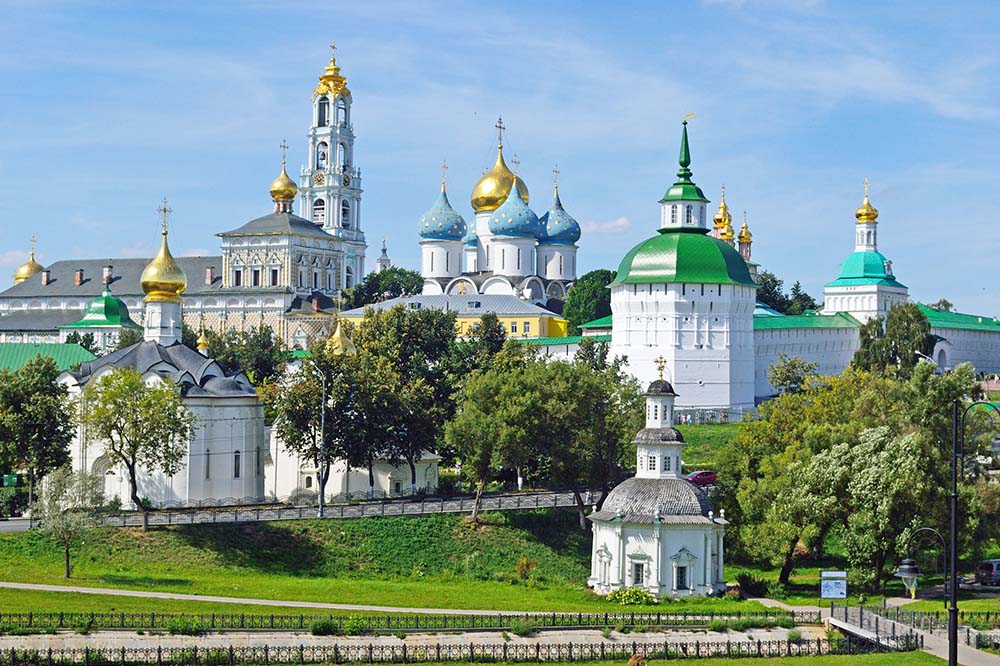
[0,609,821,632]
[0,636,919,665]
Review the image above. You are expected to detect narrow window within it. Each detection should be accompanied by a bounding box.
[256,446,262,477]
[336,100,346,126]
[517,248,521,270]
[233,270,243,287]
[523,321,530,335]
[653,404,659,420]
[205,449,211,479]
[317,97,329,127]
[633,562,644,587]
[559,255,563,274]
[686,205,693,224]
[510,321,517,334]
[313,272,319,290]
[446,253,450,272]
[234,450,241,479]
[345,266,354,289]
[316,142,328,169]
[341,200,351,228]
[676,565,688,590]
[663,456,671,472]
[252,269,261,287]
[270,268,279,286]
[430,253,434,272]
[671,206,678,225]
[648,455,656,470]
[305,476,313,488]
[312,199,326,225]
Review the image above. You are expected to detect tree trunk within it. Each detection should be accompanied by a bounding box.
[596,487,610,512]
[778,538,799,585]
[367,457,375,499]
[516,466,524,492]
[64,543,71,578]
[125,463,148,532]
[471,481,485,525]
[408,457,417,496]
[572,488,589,532]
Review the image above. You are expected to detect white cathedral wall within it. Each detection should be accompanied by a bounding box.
[931,327,1000,375]
[491,238,536,279]
[589,521,723,597]
[753,327,861,399]
[536,245,577,281]
[822,285,908,323]
[610,282,756,409]
[420,242,462,279]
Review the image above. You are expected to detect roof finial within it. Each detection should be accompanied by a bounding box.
[720,183,726,203]
[440,159,448,191]
[495,116,505,147]
[864,175,870,199]
[329,41,336,56]
[157,197,172,234]
[29,234,36,259]
[553,163,560,197]
[280,139,289,167]
[654,355,666,381]
[677,114,695,178]
[382,236,387,250]
[511,153,520,177]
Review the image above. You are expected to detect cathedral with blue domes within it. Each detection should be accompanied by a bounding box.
[419,119,580,306]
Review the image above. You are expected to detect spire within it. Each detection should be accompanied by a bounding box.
[315,41,349,98]
[678,120,692,173]
[659,116,708,205]
[553,163,560,201]
[440,159,448,192]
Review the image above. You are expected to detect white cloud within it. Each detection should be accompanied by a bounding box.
[0,250,27,269]
[582,217,631,234]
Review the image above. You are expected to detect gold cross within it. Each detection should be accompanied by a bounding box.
[864,176,870,198]
[280,139,289,166]
[720,183,726,202]
[654,356,666,380]
[157,197,172,233]
[329,42,336,55]
[29,234,36,255]
[511,154,520,176]
[495,116,505,145]
[441,159,448,186]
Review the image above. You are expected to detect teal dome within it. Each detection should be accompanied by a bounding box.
[825,250,907,288]
[610,228,755,287]
[464,227,479,247]
[488,179,539,238]
[418,187,467,241]
[538,188,580,245]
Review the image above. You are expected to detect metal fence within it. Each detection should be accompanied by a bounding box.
[98,491,580,528]
[0,609,821,632]
[851,602,996,647]
[0,636,919,665]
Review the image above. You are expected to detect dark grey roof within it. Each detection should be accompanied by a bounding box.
[0,310,84,331]
[633,427,685,445]
[218,212,335,239]
[340,294,558,318]
[647,379,677,396]
[0,257,224,300]
[67,341,257,398]
[591,477,714,524]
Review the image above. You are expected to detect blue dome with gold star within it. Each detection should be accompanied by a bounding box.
[488,179,539,238]
[538,186,580,245]
[418,185,467,241]
[464,227,479,247]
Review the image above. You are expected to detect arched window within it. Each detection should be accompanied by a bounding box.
[317,97,329,127]
[305,476,313,489]
[700,207,705,225]
[338,143,347,169]
[312,199,326,225]
[866,230,873,244]
[316,142,328,169]
[341,200,351,228]
[233,450,241,479]
[345,265,354,288]
[685,205,693,224]
[337,99,347,126]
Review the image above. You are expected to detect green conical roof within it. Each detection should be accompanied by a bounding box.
[609,228,756,287]
[59,285,142,330]
[659,120,709,204]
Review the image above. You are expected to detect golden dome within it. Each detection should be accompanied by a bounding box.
[855,176,879,224]
[197,330,210,351]
[12,241,42,285]
[314,43,349,98]
[270,164,298,203]
[738,221,752,244]
[471,145,529,213]
[719,220,735,241]
[141,228,187,303]
[713,185,732,232]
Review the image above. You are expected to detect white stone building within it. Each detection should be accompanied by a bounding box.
[589,377,726,597]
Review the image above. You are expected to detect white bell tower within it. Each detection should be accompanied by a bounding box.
[299,43,366,289]
[635,358,684,481]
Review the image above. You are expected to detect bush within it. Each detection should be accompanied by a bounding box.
[166,617,204,636]
[607,587,657,606]
[766,581,788,600]
[708,619,728,632]
[310,620,340,636]
[509,618,538,637]
[0,487,28,518]
[342,615,368,636]
[735,572,769,597]
[515,557,537,580]
[600,627,613,639]
[787,629,802,642]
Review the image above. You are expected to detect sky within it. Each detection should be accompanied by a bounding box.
[1,1,999,314]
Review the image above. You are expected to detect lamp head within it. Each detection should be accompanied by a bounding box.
[894,557,923,598]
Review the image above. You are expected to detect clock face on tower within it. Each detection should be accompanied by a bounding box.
[313,172,325,186]
[342,174,351,187]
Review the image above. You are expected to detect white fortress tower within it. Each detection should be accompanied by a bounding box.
[299,44,366,288]
[609,121,757,410]
[822,178,908,322]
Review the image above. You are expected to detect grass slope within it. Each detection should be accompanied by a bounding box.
[0,510,762,614]
[680,424,739,471]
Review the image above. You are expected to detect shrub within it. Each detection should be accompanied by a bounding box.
[167,617,204,636]
[627,655,647,666]
[342,615,368,636]
[310,620,340,636]
[787,629,802,642]
[708,619,728,632]
[613,622,626,634]
[509,618,538,637]
[607,587,657,606]
[766,581,788,600]
[515,557,537,580]
[600,627,613,639]
[734,572,769,597]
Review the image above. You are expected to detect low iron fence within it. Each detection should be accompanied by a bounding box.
[0,636,919,665]
[845,602,997,647]
[0,609,821,633]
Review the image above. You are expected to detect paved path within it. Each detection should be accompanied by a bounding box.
[0,519,30,533]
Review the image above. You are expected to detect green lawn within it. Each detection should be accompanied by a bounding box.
[680,423,739,470]
[0,510,764,614]
[906,594,1000,612]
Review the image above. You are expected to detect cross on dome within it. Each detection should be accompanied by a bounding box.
[495,116,505,146]
[157,197,172,233]
[864,176,870,198]
[655,356,667,380]
[29,234,36,255]
[441,159,448,188]
[511,154,520,176]
[280,139,289,166]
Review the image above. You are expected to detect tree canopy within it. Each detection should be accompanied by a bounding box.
[201,324,286,386]
[563,269,615,334]
[346,267,423,309]
[853,303,935,378]
[755,271,818,314]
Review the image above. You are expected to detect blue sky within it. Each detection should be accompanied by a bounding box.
[2,1,999,313]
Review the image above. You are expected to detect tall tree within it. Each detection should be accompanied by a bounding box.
[112,328,143,351]
[755,271,789,313]
[768,353,818,394]
[33,467,104,578]
[0,356,75,506]
[78,367,198,530]
[203,325,286,386]
[786,281,818,315]
[853,303,934,378]
[563,269,615,334]
[927,298,954,312]
[346,267,423,308]
[64,332,98,355]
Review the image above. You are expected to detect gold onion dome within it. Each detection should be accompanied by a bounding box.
[738,220,752,243]
[13,243,42,285]
[197,330,210,351]
[141,227,187,303]
[713,186,732,232]
[471,144,529,213]
[855,177,879,224]
[314,43,349,98]
[270,164,298,203]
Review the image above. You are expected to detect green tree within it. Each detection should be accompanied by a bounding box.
[768,353,818,394]
[181,323,198,349]
[112,328,143,351]
[927,298,954,312]
[0,356,74,506]
[755,271,789,313]
[203,325,286,386]
[64,332,98,355]
[786,282,818,315]
[563,269,615,334]
[853,303,935,378]
[78,367,198,530]
[32,467,104,578]
[346,267,423,308]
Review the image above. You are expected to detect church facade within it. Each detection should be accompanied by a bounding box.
[0,46,366,350]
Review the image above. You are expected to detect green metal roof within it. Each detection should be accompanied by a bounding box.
[919,304,1000,332]
[0,343,96,371]
[59,286,142,330]
[825,251,907,289]
[610,228,756,287]
[753,312,861,331]
[578,315,612,329]
[516,334,612,346]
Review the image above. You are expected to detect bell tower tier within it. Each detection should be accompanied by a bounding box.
[298,43,366,285]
